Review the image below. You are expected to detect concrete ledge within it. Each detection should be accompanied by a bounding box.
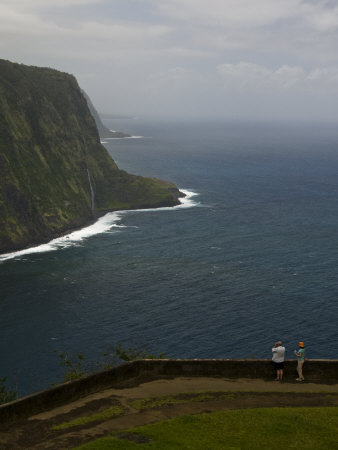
[1,358,337,424]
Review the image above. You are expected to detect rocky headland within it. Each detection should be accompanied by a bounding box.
[82,90,131,139]
[0,59,183,254]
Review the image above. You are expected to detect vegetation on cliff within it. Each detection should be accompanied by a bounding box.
[82,90,131,139]
[0,59,182,253]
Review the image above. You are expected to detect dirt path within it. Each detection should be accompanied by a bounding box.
[1,377,338,449]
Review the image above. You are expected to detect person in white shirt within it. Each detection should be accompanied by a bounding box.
[272,341,286,382]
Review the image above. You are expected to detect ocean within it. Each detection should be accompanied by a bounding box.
[1,118,338,396]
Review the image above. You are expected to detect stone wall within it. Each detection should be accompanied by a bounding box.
[1,359,337,423]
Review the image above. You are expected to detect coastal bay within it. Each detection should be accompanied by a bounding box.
[1,119,338,396]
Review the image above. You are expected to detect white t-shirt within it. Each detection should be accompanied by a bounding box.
[272,346,285,363]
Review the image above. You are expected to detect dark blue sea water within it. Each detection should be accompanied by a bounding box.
[1,119,338,396]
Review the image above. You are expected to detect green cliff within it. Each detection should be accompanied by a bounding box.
[0,59,183,253]
[81,90,131,139]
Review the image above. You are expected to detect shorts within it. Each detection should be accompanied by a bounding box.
[273,361,284,370]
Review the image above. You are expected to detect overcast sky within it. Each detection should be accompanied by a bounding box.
[1,0,338,121]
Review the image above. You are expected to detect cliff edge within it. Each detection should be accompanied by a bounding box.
[0,59,183,253]
[81,90,131,139]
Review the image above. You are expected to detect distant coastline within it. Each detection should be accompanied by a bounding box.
[82,91,132,139]
[100,135,144,143]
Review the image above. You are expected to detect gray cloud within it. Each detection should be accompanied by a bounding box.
[1,0,338,120]
[218,62,338,92]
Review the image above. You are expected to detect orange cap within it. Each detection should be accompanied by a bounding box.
[299,342,304,348]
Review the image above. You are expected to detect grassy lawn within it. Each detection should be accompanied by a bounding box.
[75,406,338,449]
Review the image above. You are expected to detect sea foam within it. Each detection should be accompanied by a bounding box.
[101,136,144,140]
[0,189,198,262]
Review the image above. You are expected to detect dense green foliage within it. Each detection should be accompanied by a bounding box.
[0,377,16,405]
[76,407,338,449]
[54,350,87,382]
[0,59,181,253]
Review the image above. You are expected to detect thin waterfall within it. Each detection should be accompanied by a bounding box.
[87,169,95,212]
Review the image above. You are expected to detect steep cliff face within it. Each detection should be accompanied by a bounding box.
[0,60,182,253]
[82,90,131,138]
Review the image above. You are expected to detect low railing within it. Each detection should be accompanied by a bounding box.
[1,358,337,423]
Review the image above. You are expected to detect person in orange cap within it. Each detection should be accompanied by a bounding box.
[294,341,305,381]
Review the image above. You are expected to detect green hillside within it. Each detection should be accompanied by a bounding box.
[0,59,182,253]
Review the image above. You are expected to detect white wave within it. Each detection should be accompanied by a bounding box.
[0,212,124,262]
[0,189,199,262]
[103,136,145,140]
[126,189,199,213]
[175,189,199,209]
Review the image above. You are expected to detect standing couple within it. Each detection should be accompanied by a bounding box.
[272,341,305,382]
